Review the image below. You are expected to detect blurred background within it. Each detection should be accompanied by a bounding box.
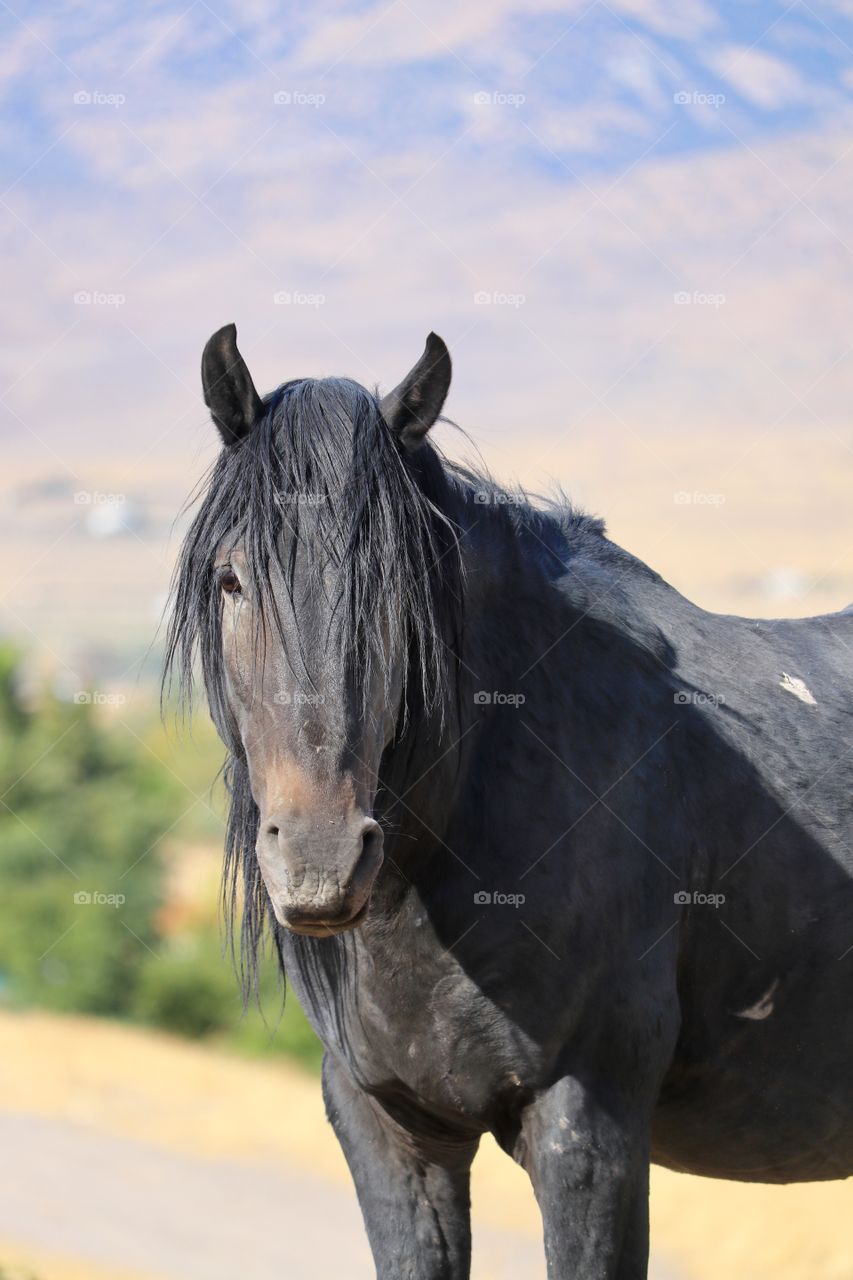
[2,1,853,1277]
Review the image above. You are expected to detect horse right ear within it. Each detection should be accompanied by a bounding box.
[380,332,451,449]
[201,323,264,446]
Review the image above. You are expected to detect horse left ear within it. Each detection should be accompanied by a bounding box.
[380,332,451,449]
[201,323,264,446]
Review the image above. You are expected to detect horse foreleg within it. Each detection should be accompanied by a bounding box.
[322,1053,479,1279]
[518,1073,652,1280]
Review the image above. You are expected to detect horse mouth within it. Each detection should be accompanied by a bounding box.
[279,897,370,938]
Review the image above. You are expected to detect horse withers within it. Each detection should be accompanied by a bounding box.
[166,323,853,1278]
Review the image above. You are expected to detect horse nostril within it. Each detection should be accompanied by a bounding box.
[267,823,280,839]
[359,820,384,868]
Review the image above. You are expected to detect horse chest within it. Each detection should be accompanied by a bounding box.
[286,921,554,1128]
[343,964,539,1124]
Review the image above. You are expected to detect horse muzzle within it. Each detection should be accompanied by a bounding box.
[257,814,384,936]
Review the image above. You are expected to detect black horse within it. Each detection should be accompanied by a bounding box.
[167,324,853,1279]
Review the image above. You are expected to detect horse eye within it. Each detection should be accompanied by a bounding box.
[219,568,241,595]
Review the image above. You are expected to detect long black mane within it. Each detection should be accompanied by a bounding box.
[164,377,466,988]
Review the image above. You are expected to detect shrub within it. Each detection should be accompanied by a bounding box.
[0,650,174,1016]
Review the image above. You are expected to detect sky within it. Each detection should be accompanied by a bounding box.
[3,0,853,666]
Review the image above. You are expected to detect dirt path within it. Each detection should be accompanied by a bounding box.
[0,1111,535,1280]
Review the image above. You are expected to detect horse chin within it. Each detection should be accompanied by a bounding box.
[278,898,370,938]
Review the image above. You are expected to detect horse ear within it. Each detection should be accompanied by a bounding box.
[380,332,451,449]
[201,323,264,446]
